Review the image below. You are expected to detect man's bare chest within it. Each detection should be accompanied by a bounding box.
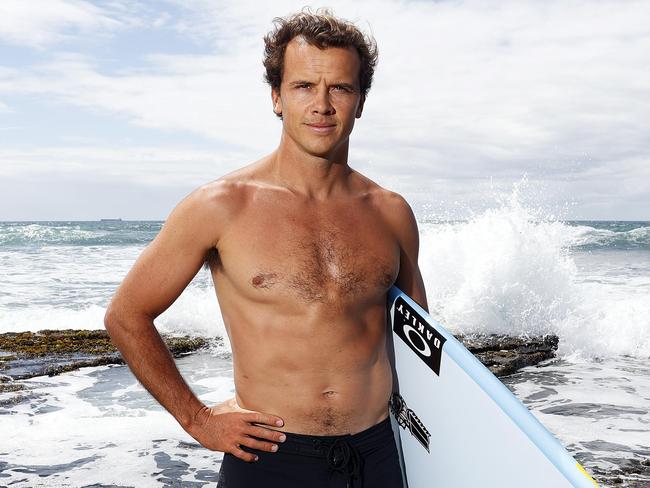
[215,203,399,303]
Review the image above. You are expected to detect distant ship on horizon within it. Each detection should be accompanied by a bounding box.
[100,218,122,222]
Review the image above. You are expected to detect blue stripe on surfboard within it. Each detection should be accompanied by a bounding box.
[389,285,597,488]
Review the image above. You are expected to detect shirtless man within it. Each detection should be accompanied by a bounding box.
[104,9,427,488]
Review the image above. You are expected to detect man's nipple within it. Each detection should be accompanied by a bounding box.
[251,272,278,289]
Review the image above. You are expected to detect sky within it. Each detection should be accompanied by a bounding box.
[0,0,648,221]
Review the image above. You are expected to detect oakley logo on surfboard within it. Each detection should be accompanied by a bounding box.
[393,297,446,376]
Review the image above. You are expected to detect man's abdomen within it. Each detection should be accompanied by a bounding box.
[234,350,393,436]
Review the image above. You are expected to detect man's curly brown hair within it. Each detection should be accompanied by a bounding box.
[263,8,378,117]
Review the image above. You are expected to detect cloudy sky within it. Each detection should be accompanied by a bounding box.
[0,0,648,221]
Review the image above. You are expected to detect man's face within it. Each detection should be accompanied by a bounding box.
[272,37,365,160]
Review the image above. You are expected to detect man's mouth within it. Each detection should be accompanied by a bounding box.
[306,123,336,133]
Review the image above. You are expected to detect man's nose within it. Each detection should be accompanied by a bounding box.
[312,86,335,115]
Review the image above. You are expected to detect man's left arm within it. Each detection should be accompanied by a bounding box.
[386,193,429,312]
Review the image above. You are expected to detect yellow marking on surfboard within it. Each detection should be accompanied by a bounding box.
[576,462,600,487]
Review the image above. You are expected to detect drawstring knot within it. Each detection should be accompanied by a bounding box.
[313,438,363,487]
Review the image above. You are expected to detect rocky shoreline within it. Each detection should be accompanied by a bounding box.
[0,328,557,398]
[0,329,215,403]
[458,333,559,377]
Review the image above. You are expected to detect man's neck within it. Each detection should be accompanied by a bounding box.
[268,135,352,200]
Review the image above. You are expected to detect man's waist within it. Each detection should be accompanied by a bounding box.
[239,390,391,436]
[245,415,394,458]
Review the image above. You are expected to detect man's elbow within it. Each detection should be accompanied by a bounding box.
[103,299,133,333]
[103,302,122,334]
[104,300,153,336]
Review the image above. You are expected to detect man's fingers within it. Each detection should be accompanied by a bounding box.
[243,411,284,427]
[246,425,287,443]
[231,446,259,463]
[240,436,279,453]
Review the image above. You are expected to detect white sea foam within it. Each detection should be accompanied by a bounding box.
[503,356,650,480]
[0,273,228,344]
[0,354,234,487]
[154,284,231,352]
[419,189,650,359]
[0,303,107,332]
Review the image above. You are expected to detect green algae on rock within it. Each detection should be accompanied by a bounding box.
[0,329,208,357]
[0,329,213,381]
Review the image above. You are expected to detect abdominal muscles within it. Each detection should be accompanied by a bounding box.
[232,327,394,436]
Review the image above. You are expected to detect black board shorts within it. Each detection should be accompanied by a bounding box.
[217,416,404,488]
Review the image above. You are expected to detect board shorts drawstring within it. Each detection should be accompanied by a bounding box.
[313,437,363,487]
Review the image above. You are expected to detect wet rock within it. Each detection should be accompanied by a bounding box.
[588,457,650,488]
[0,329,213,381]
[457,334,559,377]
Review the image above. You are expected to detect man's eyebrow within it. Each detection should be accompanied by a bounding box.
[288,80,357,90]
[332,82,357,91]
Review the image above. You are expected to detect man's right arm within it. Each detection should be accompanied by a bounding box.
[104,182,285,462]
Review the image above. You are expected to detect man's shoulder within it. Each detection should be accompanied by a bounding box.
[192,177,246,207]
[374,188,412,214]
[187,162,263,214]
[159,165,265,257]
[351,171,417,244]
[375,190,416,239]
[352,170,413,218]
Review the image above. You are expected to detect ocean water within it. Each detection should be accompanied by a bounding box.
[0,198,648,487]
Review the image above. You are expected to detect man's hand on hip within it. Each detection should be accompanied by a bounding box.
[187,397,286,462]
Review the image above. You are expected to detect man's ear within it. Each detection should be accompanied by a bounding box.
[272,88,282,117]
[355,95,365,119]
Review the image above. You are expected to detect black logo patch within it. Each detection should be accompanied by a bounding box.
[390,393,431,452]
[392,296,446,376]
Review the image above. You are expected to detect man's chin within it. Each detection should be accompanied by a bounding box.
[294,144,332,159]
[301,140,348,160]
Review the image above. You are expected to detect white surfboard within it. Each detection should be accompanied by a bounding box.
[387,286,600,488]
